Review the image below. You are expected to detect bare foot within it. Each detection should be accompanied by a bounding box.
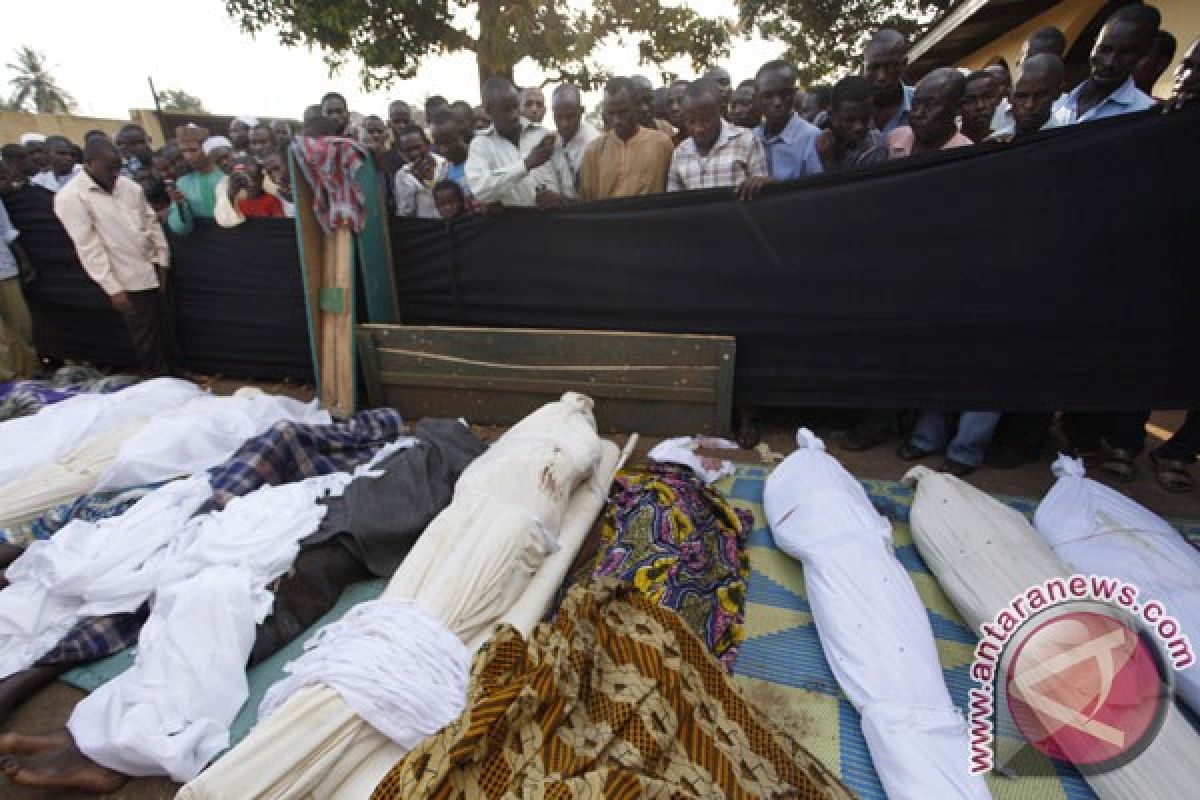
[0,665,70,725]
[0,731,126,794]
[0,729,71,756]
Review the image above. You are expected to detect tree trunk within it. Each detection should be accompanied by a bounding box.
[475,0,515,96]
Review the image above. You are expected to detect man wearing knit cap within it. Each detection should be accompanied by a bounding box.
[167,125,224,235]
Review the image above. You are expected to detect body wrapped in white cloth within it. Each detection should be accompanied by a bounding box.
[765,431,990,800]
[906,466,1200,800]
[179,392,622,800]
[1034,454,1200,715]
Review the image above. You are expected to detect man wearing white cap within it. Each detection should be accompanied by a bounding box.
[166,126,225,236]
[19,134,49,173]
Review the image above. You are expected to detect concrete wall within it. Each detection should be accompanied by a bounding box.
[0,109,166,148]
[957,0,1199,98]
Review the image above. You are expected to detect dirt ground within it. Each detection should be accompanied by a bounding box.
[2,401,1196,800]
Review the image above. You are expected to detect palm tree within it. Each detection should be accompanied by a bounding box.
[7,46,75,113]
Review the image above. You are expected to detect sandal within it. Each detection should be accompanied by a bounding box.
[1150,451,1196,494]
[1098,443,1137,484]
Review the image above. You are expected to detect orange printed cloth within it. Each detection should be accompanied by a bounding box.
[370,579,855,800]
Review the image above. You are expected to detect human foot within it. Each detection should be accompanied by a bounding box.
[0,731,126,794]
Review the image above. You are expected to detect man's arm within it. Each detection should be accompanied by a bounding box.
[394,171,418,217]
[550,149,578,200]
[578,139,599,202]
[166,178,195,235]
[745,137,769,179]
[213,176,245,229]
[53,190,122,296]
[465,138,530,205]
[139,183,170,268]
[666,151,685,192]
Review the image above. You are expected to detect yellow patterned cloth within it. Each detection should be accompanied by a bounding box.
[371,579,855,800]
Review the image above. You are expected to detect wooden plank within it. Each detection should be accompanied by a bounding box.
[356,328,385,409]
[381,385,719,436]
[374,349,720,387]
[360,324,731,367]
[359,324,736,436]
[323,228,356,415]
[377,370,715,403]
[714,339,736,437]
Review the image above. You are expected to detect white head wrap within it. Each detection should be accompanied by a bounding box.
[233,115,260,128]
[19,133,46,145]
[202,136,234,155]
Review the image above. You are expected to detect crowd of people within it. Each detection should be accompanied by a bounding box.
[0,3,1196,494]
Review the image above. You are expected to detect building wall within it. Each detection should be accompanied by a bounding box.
[957,0,1197,98]
[0,109,166,149]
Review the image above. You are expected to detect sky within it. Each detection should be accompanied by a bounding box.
[0,0,789,122]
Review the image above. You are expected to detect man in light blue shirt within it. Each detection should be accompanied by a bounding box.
[864,29,914,134]
[1055,4,1158,125]
[753,60,819,181]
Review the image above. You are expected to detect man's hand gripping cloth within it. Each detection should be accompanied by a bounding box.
[764,430,991,800]
[905,465,1200,800]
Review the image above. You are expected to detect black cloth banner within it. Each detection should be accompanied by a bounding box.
[4,186,312,382]
[388,109,1199,410]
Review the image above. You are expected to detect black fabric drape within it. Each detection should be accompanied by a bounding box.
[388,109,1199,410]
[4,187,312,382]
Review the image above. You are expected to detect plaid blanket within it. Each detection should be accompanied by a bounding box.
[207,408,404,510]
[0,484,160,547]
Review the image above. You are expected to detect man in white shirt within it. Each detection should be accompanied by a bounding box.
[31,136,81,193]
[988,55,1066,141]
[465,77,573,209]
[54,137,177,376]
[393,124,450,219]
[551,84,598,194]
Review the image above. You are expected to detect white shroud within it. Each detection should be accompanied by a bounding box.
[178,392,624,800]
[1034,455,1200,715]
[906,466,1200,800]
[764,431,990,800]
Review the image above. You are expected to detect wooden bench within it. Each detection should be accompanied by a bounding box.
[356,324,736,436]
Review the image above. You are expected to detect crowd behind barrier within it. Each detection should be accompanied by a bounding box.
[0,4,1196,485]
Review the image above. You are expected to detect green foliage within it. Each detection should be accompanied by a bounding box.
[6,46,76,113]
[224,0,733,93]
[157,89,209,113]
[738,0,953,85]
